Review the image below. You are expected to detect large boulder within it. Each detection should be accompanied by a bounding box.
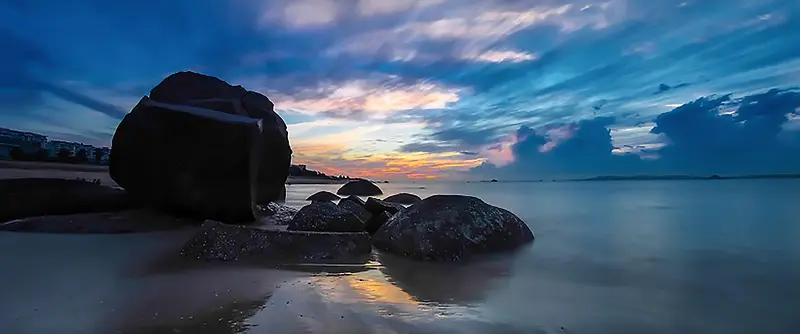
[383,193,422,205]
[373,195,534,261]
[306,191,340,202]
[0,178,139,223]
[287,202,364,232]
[110,72,291,223]
[336,179,382,196]
[338,196,372,224]
[181,221,371,262]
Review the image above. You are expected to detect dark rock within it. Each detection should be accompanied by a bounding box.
[336,179,382,196]
[0,210,195,234]
[257,202,298,225]
[181,221,371,262]
[287,202,364,232]
[365,211,391,234]
[342,194,365,206]
[383,193,422,205]
[373,195,534,261]
[306,191,340,202]
[110,71,291,223]
[338,197,372,224]
[364,197,405,215]
[0,178,139,223]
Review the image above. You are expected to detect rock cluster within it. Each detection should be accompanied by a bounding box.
[0,73,535,264]
[181,220,371,262]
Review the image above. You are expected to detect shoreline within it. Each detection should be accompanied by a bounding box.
[0,160,348,185]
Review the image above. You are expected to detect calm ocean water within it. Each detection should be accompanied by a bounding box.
[1,180,799,333]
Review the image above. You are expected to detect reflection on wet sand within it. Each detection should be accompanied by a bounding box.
[376,250,523,305]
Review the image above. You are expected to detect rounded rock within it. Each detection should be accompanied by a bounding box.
[336,180,382,196]
[383,193,422,205]
[373,195,534,261]
[306,191,341,202]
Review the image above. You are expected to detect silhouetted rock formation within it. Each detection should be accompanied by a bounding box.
[0,178,139,223]
[383,193,422,205]
[373,195,534,261]
[287,201,364,232]
[338,196,372,224]
[306,191,341,202]
[181,220,371,262]
[336,179,383,196]
[110,71,291,223]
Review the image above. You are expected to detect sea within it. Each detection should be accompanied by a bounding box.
[1,179,799,334]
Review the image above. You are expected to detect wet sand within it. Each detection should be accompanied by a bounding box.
[2,181,799,333]
[0,229,526,334]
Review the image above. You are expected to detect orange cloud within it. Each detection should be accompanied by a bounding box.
[272,80,460,116]
[293,150,484,180]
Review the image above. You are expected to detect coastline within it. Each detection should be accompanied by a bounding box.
[0,160,347,185]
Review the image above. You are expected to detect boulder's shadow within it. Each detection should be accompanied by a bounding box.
[376,247,531,305]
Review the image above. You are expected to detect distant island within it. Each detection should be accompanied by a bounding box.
[472,174,800,183]
[578,174,800,181]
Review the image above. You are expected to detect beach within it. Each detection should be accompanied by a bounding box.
[0,160,347,185]
[1,174,800,333]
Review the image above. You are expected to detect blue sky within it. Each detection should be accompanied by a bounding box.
[1,0,799,179]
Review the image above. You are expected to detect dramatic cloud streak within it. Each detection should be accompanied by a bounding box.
[1,0,798,178]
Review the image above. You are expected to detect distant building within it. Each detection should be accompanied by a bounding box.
[0,143,17,159]
[0,126,110,163]
[0,127,47,143]
[0,127,46,154]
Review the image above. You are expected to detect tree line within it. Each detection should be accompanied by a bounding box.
[288,164,349,180]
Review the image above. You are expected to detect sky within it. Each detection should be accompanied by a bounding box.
[1,0,799,180]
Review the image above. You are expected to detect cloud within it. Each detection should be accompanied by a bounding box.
[281,0,341,28]
[471,89,800,179]
[460,50,539,63]
[1,0,799,179]
[268,79,461,118]
[654,82,690,95]
[356,0,446,17]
